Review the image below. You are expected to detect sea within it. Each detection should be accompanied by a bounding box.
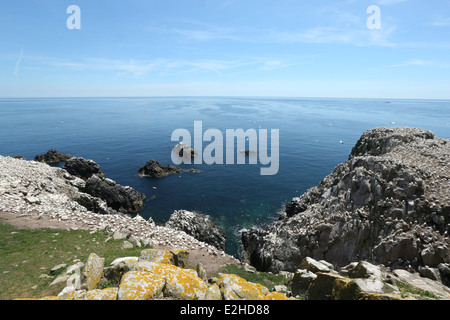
[1,97,449,257]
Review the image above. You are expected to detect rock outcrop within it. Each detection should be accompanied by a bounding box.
[242,127,450,274]
[63,157,105,180]
[0,155,235,261]
[84,175,145,214]
[23,248,292,301]
[138,159,199,178]
[166,210,226,251]
[290,257,450,300]
[62,157,145,214]
[33,149,72,164]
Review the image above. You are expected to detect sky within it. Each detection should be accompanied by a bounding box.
[0,0,450,99]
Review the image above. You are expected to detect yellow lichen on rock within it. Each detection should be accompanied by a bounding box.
[264,292,292,300]
[83,253,105,291]
[135,261,208,300]
[117,271,165,300]
[139,249,175,265]
[84,288,119,300]
[205,284,222,300]
[217,274,267,300]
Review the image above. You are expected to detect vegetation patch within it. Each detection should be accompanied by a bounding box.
[0,221,151,300]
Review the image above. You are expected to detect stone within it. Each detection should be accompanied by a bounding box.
[171,248,190,268]
[135,261,208,300]
[49,263,67,276]
[196,263,208,283]
[84,288,118,300]
[205,284,222,300]
[331,277,389,300]
[343,261,383,279]
[103,257,139,286]
[82,253,104,291]
[306,273,347,300]
[418,266,441,282]
[117,271,165,300]
[139,249,175,265]
[291,269,317,296]
[300,257,331,274]
[50,274,70,286]
[121,240,133,249]
[216,273,267,300]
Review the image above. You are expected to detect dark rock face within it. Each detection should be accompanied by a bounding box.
[242,127,450,273]
[62,156,145,215]
[165,210,226,251]
[34,149,72,164]
[84,175,145,214]
[63,157,105,181]
[138,159,199,178]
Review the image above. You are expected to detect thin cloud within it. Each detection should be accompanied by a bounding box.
[391,59,450,68]
[428,17,450,27]
[16,55,295,78]
[376,0,408,5]
[14,48,24,76]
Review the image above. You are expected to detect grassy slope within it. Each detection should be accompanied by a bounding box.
[0,221,147,300]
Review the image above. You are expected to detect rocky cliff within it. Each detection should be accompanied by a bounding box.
[242,127,450,274]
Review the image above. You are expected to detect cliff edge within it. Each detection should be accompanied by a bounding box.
[242,127,449,273]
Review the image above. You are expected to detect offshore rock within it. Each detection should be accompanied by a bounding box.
[166,210,226,251]
[242,127,450,273]
[138,158,199,178]
[33,149,72,164]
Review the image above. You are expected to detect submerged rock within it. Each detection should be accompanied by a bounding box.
[33,149,72,164]
[138,159,199,178]
[242,127,450,273]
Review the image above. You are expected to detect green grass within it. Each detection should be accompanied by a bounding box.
[218,263,289,292]
[396,282,440,299]
[0,221,151,300]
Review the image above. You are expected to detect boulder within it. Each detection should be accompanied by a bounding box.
[82,253,104,291]
[171,249,190,268]
[135,261,208,300]
[300,257,332,273]
[103,257,139,286]
[139,249,175,265]
[84,288,118,300]
[216,273,267,300]
[166,210,226,251]
[117,271,165,300]
[205,284,222,300]
[291,269,317,296]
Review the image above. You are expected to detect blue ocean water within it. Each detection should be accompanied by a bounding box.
[1,97,449,257]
